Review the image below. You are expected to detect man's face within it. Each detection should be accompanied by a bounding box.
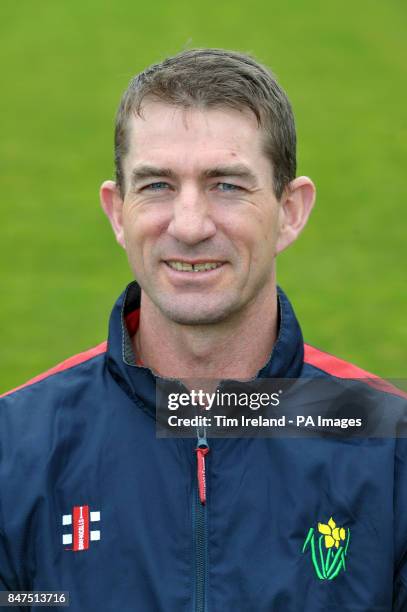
[118,101,285,325]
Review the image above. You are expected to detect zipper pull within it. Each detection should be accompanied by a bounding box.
[195,435,210,505]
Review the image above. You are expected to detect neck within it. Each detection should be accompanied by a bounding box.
[133,285,279,380]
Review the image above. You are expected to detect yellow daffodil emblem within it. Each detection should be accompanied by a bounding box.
[318,517,346,549]
[302,517,350,580]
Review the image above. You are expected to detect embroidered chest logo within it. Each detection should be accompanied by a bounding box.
[302,516,350,580]
[62,505,101,551]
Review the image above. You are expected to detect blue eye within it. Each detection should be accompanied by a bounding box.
[217,183,242,192]
[144,182,169,191]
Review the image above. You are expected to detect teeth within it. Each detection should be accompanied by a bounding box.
[167,261,222,272]
[194,263,218,272]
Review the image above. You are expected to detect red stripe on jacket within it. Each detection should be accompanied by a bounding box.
[304,343,406,399]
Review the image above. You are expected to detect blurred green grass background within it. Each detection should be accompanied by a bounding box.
[1,0,406,392]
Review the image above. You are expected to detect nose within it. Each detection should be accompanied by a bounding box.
[166,186,216,245]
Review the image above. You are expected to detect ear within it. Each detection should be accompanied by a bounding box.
[275,176,316,255]
[100,180,126,249]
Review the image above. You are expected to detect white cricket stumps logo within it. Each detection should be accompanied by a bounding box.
[62,505,100,551]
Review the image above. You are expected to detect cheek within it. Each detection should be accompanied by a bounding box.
[121,210,143,265]
[227,211,277,251]
[122,205,153,241]
[259,210,280,253]
[244,215,280,267]
[122,207,168,264]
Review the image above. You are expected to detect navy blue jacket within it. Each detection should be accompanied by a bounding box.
[1,281,406,611]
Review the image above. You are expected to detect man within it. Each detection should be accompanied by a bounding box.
[1,49,406,611]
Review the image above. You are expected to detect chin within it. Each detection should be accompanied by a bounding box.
[168,313,228,326]
[157,298,237,326]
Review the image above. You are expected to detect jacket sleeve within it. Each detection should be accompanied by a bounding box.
[393,436,407,611]
[393,574,407,611]
[0,399,24,611]
[0,513,25,611]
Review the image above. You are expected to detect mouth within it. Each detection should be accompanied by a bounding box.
[164,260,225,273]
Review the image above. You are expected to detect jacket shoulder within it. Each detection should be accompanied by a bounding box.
[0,341,107,400]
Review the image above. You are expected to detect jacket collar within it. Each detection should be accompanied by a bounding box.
[106,281,304,416]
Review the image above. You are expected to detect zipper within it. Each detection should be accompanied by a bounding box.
[193,429,210,612]
[196,433,210,505]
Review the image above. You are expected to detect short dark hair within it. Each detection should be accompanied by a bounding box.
[114,48,297,199]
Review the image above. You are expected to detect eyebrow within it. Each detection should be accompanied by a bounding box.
[131,165,177,185]
[130,163,258,186]
[202,164,258,184]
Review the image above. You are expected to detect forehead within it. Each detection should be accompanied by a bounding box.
[124,101,268,174]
